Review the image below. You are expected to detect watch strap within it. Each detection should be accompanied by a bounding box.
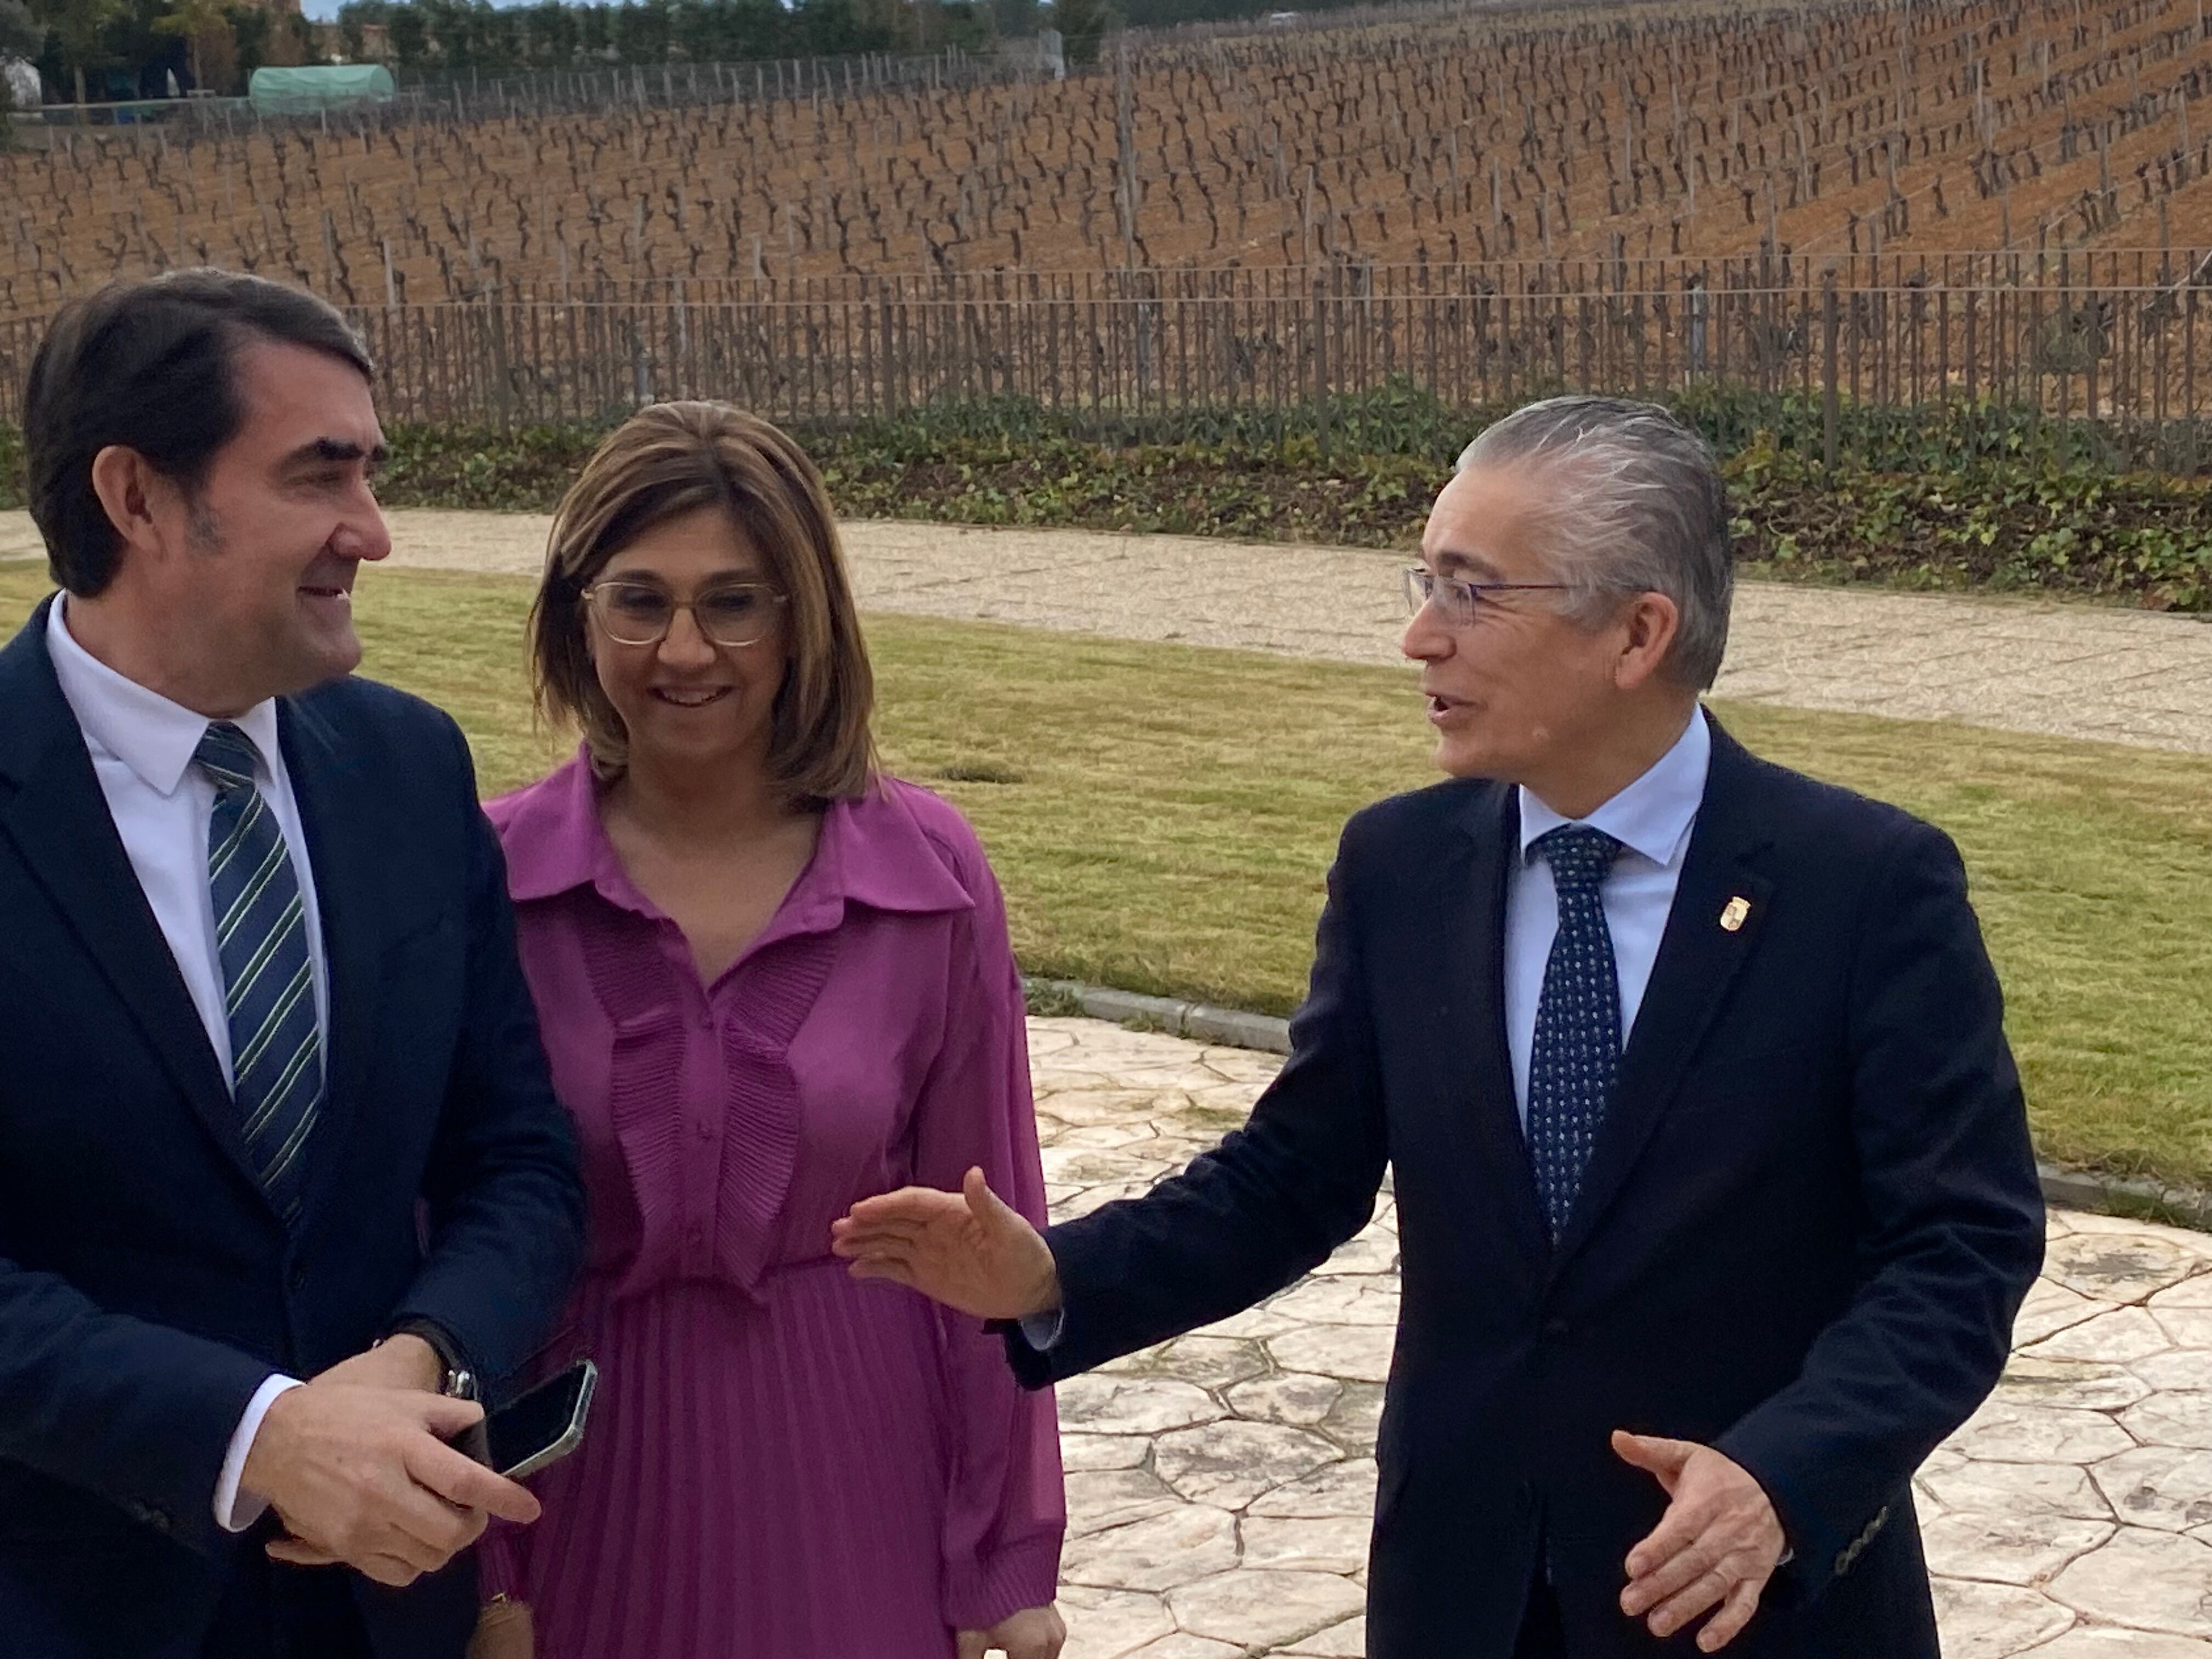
[384,1318,478,1401]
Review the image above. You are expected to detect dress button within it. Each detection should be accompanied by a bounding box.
[1543,1317,1572,1340]
[695,1119,714,1141]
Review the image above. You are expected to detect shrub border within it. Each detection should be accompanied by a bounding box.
[7,393,2212,611]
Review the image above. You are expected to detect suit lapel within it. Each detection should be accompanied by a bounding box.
[1551,722,1776,1269]
[279,696,381,1232]
[0,600,257,1188]
[1440,783,1550,1272]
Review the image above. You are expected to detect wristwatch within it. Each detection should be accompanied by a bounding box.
[380,1318,478,1402]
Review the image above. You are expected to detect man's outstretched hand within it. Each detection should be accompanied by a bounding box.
[831,1166,1062,1322]
[1614,1431,1785,1652]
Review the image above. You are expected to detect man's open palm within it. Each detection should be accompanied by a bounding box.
[1614,1431,1785,1651]
[832,1167,1061,1321]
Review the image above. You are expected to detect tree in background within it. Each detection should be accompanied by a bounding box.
[991,0,1040,39]
[610,0,670,64]
[153,0,237,92]
[792,0,896,56]
[0,0,39,61]
[36,0,126,102]
[329,0,1019,77]
[415,0,472,66]
[574,3,609,57]
[911,0,995,52]
[672,0,730,64]
[715,0,789,60]
[1049,0,1109,67]
[257,6,312,67]
[480,3,524,68]
[224,2,270,81]
[336,0,389,63]
[383,3,429,66]
[524,0,578,67]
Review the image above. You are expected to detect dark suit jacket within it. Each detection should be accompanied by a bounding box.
[1009,715,2044,1658]
[0,598,587,1659]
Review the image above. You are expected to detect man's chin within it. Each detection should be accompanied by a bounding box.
[1432,734,1497,780]
[286,633,363,693]
[320,628,363,672]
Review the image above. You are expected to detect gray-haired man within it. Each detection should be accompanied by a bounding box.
[837,397,2044,1656]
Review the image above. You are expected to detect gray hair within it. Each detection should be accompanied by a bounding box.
[1455,396,1733,690]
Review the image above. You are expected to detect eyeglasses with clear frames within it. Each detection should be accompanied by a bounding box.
[1402,566,1575,628]
[583,579,789,648]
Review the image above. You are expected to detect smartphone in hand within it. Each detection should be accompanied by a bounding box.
[462,1360,597,1480]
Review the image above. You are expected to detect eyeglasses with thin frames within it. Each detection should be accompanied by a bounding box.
[583,580,788,649]
[1402,566,1575,628]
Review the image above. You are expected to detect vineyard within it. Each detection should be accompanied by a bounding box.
[15,0,2212,460]
[12,0,2212,316]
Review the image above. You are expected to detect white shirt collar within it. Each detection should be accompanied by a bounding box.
[1517,709,1712,871]
[46,597,284,795]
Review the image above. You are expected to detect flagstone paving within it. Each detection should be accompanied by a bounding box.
[1025,1016,2212,1658]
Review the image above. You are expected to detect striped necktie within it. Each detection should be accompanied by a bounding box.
[195,721,321,1223]
[1526,825,1626,1240]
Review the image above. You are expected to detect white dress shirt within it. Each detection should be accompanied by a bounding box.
[1505,710,1712,1123]
[45,600,314,1532]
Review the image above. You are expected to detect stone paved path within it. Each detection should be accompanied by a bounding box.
[1027,1016,2212,1658]
[6,510,2209,753]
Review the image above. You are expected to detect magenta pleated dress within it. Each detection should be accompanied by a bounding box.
[476,754,1065,1659]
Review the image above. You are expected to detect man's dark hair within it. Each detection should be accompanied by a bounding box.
[24,269,376,597]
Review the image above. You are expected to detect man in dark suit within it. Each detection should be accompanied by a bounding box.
[836,397,2045,1657]
[0,270,586,1658]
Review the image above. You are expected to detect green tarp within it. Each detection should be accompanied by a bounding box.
[247,65,395,115]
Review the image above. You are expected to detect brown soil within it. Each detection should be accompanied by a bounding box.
[9,0,2212,323]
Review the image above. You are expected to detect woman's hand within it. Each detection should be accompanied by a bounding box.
[955,1604,1067,1659]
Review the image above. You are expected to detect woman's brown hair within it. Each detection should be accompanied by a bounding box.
[529,402,876,803]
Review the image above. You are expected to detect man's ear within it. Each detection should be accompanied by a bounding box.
[1613,592,1683,692]
[86,446,172,563]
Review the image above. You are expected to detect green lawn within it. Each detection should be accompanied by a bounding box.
[5,563,2209,1194]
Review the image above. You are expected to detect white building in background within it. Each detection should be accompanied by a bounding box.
[2,57,40,110]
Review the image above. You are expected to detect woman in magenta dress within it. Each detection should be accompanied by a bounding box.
[477,402,1065,1659]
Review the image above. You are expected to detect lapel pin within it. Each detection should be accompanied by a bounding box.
[1719,896,1751,933]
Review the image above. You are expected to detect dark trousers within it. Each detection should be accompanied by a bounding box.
[201,1551,374,1659]
[1513,1575,1568,1659]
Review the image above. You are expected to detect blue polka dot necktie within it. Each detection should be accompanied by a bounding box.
[1527,825,1626,1240]
[196,722,322,1224]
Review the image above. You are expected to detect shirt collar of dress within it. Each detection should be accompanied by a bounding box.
[493,747,977,932]
[1515,707,1712,874]
[46,595,284,796]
